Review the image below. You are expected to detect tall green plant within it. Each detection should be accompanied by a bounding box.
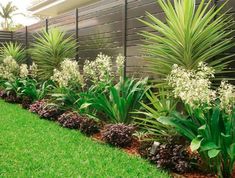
[92,78,148,124]
[29,28,77,80]
[19,79,53,101]
[139,0,235,83]
[134,90,178,141]
[159,107,235,178]
[1,42,26,64]
[50,87,80,111]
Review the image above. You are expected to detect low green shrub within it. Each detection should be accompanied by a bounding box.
[29,100,46,114]
[138,138,197,174]
[58,111,83,129]
[92,78,148,124]
[134,89,178,142]
[79,117,100,136]
[38,104,62,120]
[102,124,135,148]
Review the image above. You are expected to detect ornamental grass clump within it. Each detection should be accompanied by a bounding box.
[92,77,148,124]
[134,90,178,142]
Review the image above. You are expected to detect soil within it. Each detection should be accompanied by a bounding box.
[172,173,216,178]
[92,132,103,143]
[123,138,140,156]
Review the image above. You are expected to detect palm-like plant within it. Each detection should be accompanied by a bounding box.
[0,2,20,30]
[1,42,26,64]
[29,28,77,80]
[139,0,235,83]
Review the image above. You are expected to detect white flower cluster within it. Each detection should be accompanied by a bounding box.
[20,64,29,78]
[218,81,235,113]
[0,56,36,80]
[168,62,235,113]
[83,53,113,83]
[167,63,216,108]
[29,62,38,78]
[83,53,125,84]
[0,56,19,81]
[197,62,215,78]
[116,54,125,77]
[51,58,83,88]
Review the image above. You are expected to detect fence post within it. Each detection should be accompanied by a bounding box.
[25,26,28,49]
[45,19,49,32]
[75,8,79,61]
[123,0,127,78]
[25,26,30,65]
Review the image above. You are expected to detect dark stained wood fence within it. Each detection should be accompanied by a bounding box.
[0,31,13,46]
[12,0,235,77]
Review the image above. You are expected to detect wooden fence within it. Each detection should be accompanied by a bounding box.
[12,0,235,76]
[0,31,13,46]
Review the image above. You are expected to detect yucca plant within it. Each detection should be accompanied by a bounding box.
[1,42,26,64]
[139,0,235,84]
[29,28,77,80]
[92,78,149,124]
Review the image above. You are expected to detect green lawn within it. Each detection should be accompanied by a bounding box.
[0,100,169,178]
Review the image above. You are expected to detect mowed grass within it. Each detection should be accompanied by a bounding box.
[0,100,169,178]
